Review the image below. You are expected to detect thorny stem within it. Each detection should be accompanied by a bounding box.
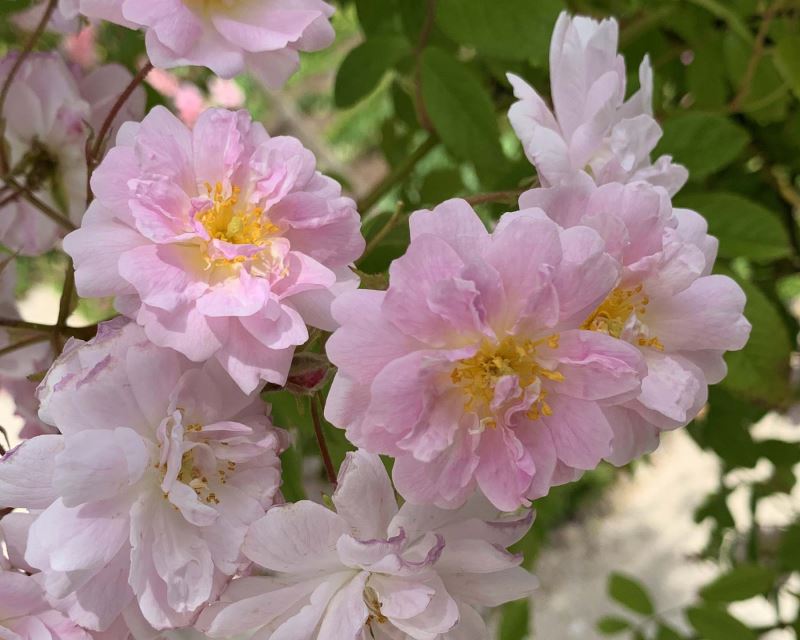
[0,0,59,176]
[729,0,784,112]
[310,394,337,487]
[357,134,438,215]
[88,61,153,171]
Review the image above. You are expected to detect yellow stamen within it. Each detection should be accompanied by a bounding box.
[583,285,665,351]
[450,335,564,426]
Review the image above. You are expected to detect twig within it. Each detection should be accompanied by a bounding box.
[729,0,783,112]
[357,134,438,214]
[0,184,22,208]
[0,317,94,340]
[54,260,76,352]
[465,189,525,207]
[361,201,406,262]
[413,0,437,133]
[88,60,153,166]
[3,177,76,231]
[0,334,48,359]
[310,394,337,487]
[0,0,59,176]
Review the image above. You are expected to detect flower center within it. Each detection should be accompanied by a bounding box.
[183,0,237,15]
[450,335,564,429]
[364,585,388,631]
[198,182,279,246]
[582,285,664,350]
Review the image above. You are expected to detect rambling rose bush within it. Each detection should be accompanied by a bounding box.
[508,12,688,195]
[326,199,646,511]
[519,173,751,463]
[76,0,336,88]
[65,107,364,394]
[0,320,287,631]
[0,52,145,256]
[199,450,538,640]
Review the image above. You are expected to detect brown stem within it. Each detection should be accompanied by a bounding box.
[729,0,783,112]
[3,177,76,231]
[88,61,153,167]
[413,0,437,133]
[310,394,337,487]
[54,260,76,352]
[0,334,48,359]
[465,189,525,206]
[357,134,438,215]
[0,0,59,176]
[360,201,406,263]
[0,317,95,340]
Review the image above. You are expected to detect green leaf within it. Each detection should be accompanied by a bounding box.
[596,616,631,635]
[499,600,530,640]
[700,565,777,602]
[420,47,505,173]
[724,32,789,124]
[334,37,410,108]
[355,0,399,36]
[655,624,684,640]
[721,275,793,406]
[436,0,562,63]
[686,606,756,640]
[774,31,800,101]
[675,192,791,261]
[778,521,800,572]
[608,573,654,616]
[655,113,750,180]
[687,36,730,109]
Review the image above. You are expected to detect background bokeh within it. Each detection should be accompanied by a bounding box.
[1,0,799,638]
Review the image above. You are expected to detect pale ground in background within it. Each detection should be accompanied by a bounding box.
[3,287,800,640]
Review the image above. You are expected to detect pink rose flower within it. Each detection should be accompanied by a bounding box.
[77,0,336,88]
[198,450,538,640]
[12,0,81,35]
[1,518,92,640]
[64,107,364,394]
[0,320,288,631]
[0,570,93,640]
[507,11,688,195]
[0,52,145,256]
[325,199,645,511]
[520,175,751,463]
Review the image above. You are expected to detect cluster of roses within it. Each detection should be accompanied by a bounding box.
[0,4,750,640]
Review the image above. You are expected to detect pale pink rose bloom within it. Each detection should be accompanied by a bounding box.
[199,450,538,640]
[0,570,93,640]
[507,11,688,196]
[1,519,92,640]
[12,0,81,34]
[145,68,182,99]
[0,320,288,631]
[64,26,99,69]
[64,107,364,393]
[520,175,751,463]
[0,52,145,256]
[208,79,245,110]
[325,200,645,511]
[174,84,206,127]
[77,0,336,88]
